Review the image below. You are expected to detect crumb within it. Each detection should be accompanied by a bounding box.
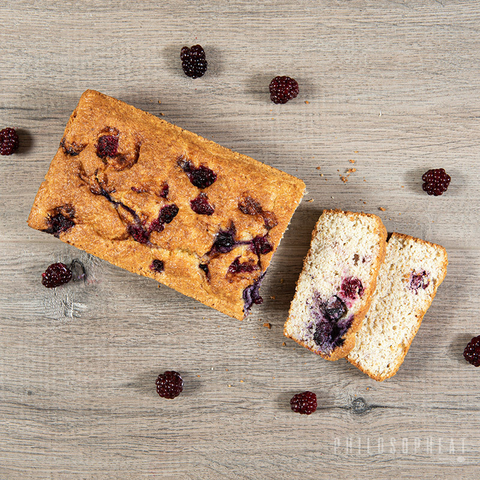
[240,380,244,383]
[347,168,356,174]
[320,173,324,177]
[379,207,386,211]
[280,278,284,284]
[305,100,309,104]
[228,385,232,387]
[401,185,405,188]
[340,176,348,183]
[282,342,286,346]
[363,201,367,204]
[263,323,272,329]
[307,199,314,203]
[399,213,402,215]
[270,295,276,299]
[366,387,370,390]
[226,368,228,371]
[316,166,321,170]
[197,375,201,377]
[363,178,366,182]
[159,113,165,116]
[349,159,356,164]
[158,100,161,104]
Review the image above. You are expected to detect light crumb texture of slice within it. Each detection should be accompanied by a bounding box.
[346,233,448,381]
[284,210,387,361]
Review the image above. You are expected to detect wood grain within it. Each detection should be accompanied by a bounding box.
[1,0,480,478]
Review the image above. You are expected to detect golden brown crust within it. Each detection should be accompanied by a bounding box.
[27,90,305,320]
[346,232,448,381]
[283,209,387,361]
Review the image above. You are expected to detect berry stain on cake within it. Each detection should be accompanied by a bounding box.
[409,270,430,294]
[308,293,353,354]
[44,205,75,237]
[96,134,118,158]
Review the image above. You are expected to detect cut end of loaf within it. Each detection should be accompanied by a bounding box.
[284,210,387,360]
[346,232,448,381]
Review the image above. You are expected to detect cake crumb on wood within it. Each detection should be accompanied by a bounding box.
[263,323,272,329]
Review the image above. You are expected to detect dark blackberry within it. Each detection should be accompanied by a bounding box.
[159,183,169,198]
[464,336,480,367]
[228,257,258,274]
[41,263,73,288]
[290,391,317,415]
[127,224,150,244]
[199,263,210,278]
[180,160,217,189]
[45,212,75,237]
[269,76,299,104]
[150,259,165,273]
[180,45,207,79]
[156,371,184,399]
[324,295,347,321]
[97,135,118,158]
[422,168,451,196]
[158,204,179,224]
[190,193,214,215]
[0,128,20,155]
[212,226,236,253]
[251,235,273,255]
[340,277,364,301]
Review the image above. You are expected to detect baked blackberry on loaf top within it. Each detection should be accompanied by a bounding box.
[284,210,387,360]
[346,233,448,381]
[27,90,305,320]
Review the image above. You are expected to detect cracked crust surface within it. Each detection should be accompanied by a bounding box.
[27,90,305,320]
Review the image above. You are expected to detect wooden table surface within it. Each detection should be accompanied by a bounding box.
[1,1,480,478]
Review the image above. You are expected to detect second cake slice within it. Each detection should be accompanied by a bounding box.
[284,210,387,360]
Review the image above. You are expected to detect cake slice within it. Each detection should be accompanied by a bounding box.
[27,90,305,320]
[346,233,448,381]
[284,210,387,361]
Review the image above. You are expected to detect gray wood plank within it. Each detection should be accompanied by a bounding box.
[1,0,480,478]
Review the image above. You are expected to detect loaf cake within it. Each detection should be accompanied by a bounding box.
[346,233,448,380]
[284,210,387,360]
[27,90,305,320]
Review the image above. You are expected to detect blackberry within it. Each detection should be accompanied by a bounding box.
[340,277,364,301]
[422,168,451,196]
[0,128,20,155]
[290,391,317,415]
[150,259,165,273]
[269,76,299,104]
[464,336,480,367]
[212,226,236,253]
[190,193,214,215]
[251,235,273,255]
[127,224,150,244]
[228,257,258,274]
[156,371,184,399]
[42,263,73,288]
[97,135,118,158]
[180,45,208,78]
[158,204,179,224]
[45,212,75,237]
[180,160,217,189]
